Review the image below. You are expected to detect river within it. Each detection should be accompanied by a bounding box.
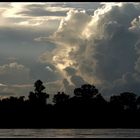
[0,129,139,138]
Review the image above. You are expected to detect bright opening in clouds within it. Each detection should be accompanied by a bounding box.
[1,2,140,100]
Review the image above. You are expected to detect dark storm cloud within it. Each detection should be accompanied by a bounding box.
[38,3,140,96]
[91,26,138,82]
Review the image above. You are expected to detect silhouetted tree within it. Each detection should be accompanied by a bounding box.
[81,84,98,98]
[110,92,137,112]
[136,96,140,110]
[94,93,107,105]
[110,95,124,112]
[74,88,82,97]
[53,92,69,105]
[18,96,25,102]
[34,80,45,93]
[74,84,98,98]
[120,92,137,111]
[29,80,49,105]
[28,91,37,105]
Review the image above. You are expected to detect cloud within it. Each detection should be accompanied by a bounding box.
[64,67,76,76]
[0,62,32,84]
[0,2,102,98]
[17,7,67,17]
[45,66,53,72]
[62,2,100,11]
[39,51,54,63]
[0,83,7,87]
[49,9,92,45]
[1,3,74,27]
[37,2,140,97]
[0,2,100,28]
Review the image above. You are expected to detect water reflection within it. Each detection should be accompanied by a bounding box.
[0,129,140,138]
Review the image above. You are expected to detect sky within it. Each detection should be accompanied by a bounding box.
[1,2,140,100]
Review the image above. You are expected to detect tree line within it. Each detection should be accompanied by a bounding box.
[0,80,140,128]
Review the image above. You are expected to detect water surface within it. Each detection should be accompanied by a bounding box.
[0,129,140,138]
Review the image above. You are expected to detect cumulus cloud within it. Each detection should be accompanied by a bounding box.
[0,62,32,84]
[37,2,140,97]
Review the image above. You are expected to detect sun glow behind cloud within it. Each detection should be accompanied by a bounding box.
[52,46,76,71]
[0,2,68,27]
